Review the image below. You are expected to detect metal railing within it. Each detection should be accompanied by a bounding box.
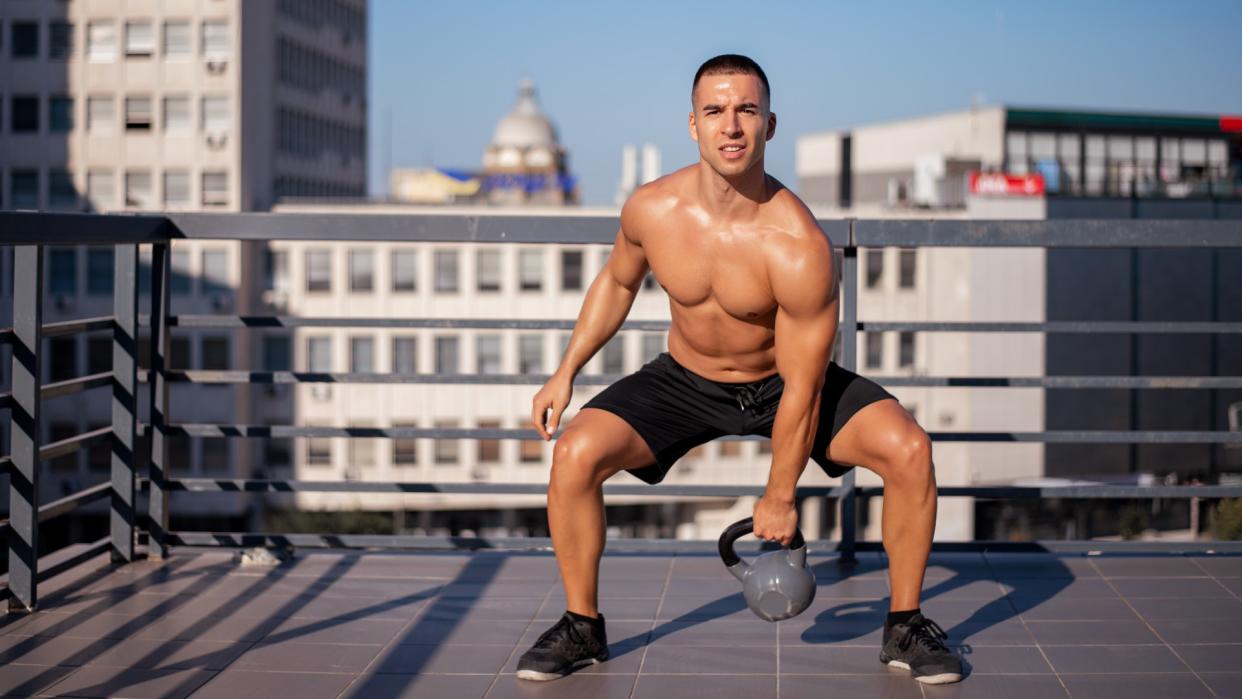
[3,210,1242,611]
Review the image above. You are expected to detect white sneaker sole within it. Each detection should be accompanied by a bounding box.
[516,657,604,681]
[884,659,962,684]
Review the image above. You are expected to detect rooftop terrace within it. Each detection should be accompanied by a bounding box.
[2,546,1242,698]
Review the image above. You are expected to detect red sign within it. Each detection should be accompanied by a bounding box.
[969,172,1046,196]
[1221,116,1242,133]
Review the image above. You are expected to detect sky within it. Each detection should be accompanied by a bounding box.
[368,1,1242,206]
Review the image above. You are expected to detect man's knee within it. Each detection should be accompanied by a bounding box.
[550,430,612,492]
[878,424,934,489]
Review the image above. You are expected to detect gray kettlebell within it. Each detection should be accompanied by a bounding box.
[718,517,816,622]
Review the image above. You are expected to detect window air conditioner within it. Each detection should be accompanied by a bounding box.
[205,57,228,75]
[311,384,332,401]
[205,131,228,150]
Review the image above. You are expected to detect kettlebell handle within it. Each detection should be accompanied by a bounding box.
[717,517,806,567]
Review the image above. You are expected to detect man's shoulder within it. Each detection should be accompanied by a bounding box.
[620,169,691,233]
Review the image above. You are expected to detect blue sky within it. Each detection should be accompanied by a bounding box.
[368,1,1242,205]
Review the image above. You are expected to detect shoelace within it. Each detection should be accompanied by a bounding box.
[532,615,590,652]
[896,615,949,654]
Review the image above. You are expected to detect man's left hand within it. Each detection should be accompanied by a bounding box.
[752,495,798,546]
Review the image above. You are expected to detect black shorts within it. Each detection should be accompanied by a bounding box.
[581,352,896,485]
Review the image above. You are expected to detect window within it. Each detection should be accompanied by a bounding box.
[476,335,502,375]
[720,439,742,457]
[350,336,374,373]
[201,438,228,473]
[392,337,417,375]
[163,21,191,58]
[12,95,38,132]
[202,20,229,57]
[602,337,624,374]
[433,419,458,464]
[392,422,417,465]
[49,249,77,295]
[86,170,115,210]
[202,96,229,132]
[124,170,153,209]
[391,250,416,292]
[898,249,916,289]
[87,96,115,133]
[49,96,73,132]
[307,337,332,372]
[168,434,193,475]
[865,332,883,370]
[163,171,190,208]
[865,249,883,289]
[264,426,292,469]
[201,171,228,207]
[476,249,501,292]
[87,336,111,375]
[348,423,376,469]
[899,332,915,369]
[262,336,290,371]
[305,249,331,292]
[518,334,543,375]
[49,22,73,59]
[163,96,191,132]
[264,250,289,293]
[87,21,116,61]
[49,423,79,474]
[12,22,38,58]
[170,250,192,295]
[202,337,229,370]
[87,248,113,295]
[519,249,543,292]
[201,249,229,296]
[434,250,458,292]
[49,337,77,382]
[125,21,154,57]
[642,333,665,361]
[170,336,191,368]
[10,170,38,209]
[125,97,153,131]
[561,250,583,291]
[306,429,332,466]
[758,439,772,455]
[348,250,373,292]
[435,336,458,375]
[477,419,501,463]
[48,170,77,210]
[520,436,543,463]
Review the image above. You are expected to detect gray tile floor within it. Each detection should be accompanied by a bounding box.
[2,548,1241,698]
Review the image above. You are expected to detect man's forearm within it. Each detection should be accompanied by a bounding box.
[765,388,821,503]
[555,273,638,378]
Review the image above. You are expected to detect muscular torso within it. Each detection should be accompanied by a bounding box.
[632,168,816,382]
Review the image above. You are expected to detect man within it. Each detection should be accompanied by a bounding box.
[516,54,962,686]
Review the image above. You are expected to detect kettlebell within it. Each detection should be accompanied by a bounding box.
[717,517,816,622]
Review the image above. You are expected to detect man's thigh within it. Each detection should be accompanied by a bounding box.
[557,407,658,480]
[824,398,921,477]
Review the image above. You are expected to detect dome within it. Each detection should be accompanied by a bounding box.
[491,78,559,149]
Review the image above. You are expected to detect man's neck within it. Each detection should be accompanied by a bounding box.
[696,160,769,219]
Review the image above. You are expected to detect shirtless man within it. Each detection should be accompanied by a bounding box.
[516,54,963,685]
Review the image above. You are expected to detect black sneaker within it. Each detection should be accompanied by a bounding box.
[516,612,609,681]
[879,613,964,684]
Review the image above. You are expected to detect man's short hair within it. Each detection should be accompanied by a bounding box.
[692,54,770,105]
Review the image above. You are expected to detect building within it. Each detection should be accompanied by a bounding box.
[481,78,577,206]
[0,0,368,539]
[797,106,1242,541]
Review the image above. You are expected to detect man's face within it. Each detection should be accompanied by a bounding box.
[689,72,776,177]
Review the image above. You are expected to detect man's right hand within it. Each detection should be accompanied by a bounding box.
[531,371,574,441]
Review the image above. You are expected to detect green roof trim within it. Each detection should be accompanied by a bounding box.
[1005,108,1226,134]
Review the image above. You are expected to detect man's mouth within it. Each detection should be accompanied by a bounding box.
[720,143,746,160]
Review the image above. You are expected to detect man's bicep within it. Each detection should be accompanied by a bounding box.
[604,226,649,291]
[774,300,837,393]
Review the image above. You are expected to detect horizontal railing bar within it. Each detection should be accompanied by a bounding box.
[39,427,111,462]
[157,423,1242,444]
[42,372,112,400]
[167,478,846,497]
[38,482,111,523]
[41,316,114,339]
[146,371,1242,390]
[0,211,171,244]
[159,315,671,331]
[853,218,1242,248]
[166,533,1242,553]
[861,321,1242,333]
[858,485,1242,498]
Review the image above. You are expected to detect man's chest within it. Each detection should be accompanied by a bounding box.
[643,231,778,321]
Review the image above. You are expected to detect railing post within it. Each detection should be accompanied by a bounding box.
[838,222,858,566]
[110,244,139,563]
[146,243,172,558]
[7,245,43,611]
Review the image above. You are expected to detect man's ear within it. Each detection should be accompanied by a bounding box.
[766,112,777,142]
[688,111,699,142]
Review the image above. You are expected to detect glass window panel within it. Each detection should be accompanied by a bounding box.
[602,337,624,374]
[163,21,191,58]
[1136,137,1157,161]
[49,249,77,295]
[1030,132,1056,159]
[49,97,74,132]
[348,250,373,292]
[350,336,374,373]
[1108,135,1133,160]
[202,171,228,206]
[476,249,501,292]
[125,96,152,131]
[163,96,191,132]
[305,249,331,292]
[642,332,665,360]
[392,250,416,291]
[125,21,153,56]
[898,249,916,289]
[87,21,116,61]
[348,423,376,468]
[865,332,883,370]
[434,419,458,464]
[392,421,417,465]
[1181,139,1206,165]
[48,170,77,210]
[88,96,115,133]
[12,22,39,58]
[202,337,229,370]
[10,170,38,209]
[49,22,74,59]
[12,96,39,132]
[264,250,289,292]
[307,336,332,372]
[170,249,192,294]
[865,249,883,289]
[899,332,915,368]
[306,428,332,466]
[519,249,543,291]
[561,250,583,291]
[434,250,458,292]
[520,438,543,463]
[518,334,543,375]
[202,96,229,131]
[202,438,228,473]
[87,336,111,375]
[435,336,459,375]
[124,170,153,209]
[477,420,501,463]
[392,337,417,374]
[49,337,77,382]
[1058,133,1080,160]
[87,248,113,295]
[263,336,290,371]
[201,249,229,295]
[163,171,190,207]
[476,334,502,374]
[1208,140,1228,166]
[202,20,230,56]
